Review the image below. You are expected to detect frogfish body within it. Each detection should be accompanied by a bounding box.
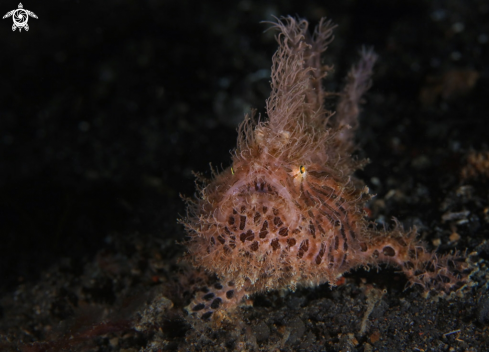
[181,17,473,319]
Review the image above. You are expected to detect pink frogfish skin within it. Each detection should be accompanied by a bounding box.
[181,16,473,320]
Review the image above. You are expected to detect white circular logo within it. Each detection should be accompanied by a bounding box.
[3,3,38,32]
[12,9,28,27]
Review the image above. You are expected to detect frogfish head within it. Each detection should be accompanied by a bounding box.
[183,122,369,292]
